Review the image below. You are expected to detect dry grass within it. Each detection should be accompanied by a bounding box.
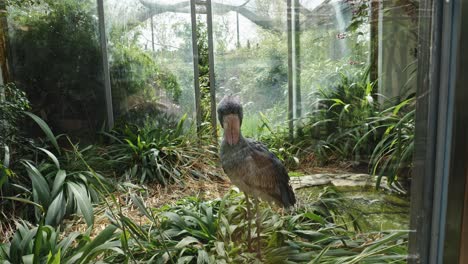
[297,153,369,175]
[62,176,232,238]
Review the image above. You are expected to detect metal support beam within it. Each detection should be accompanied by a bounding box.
[407,0,439,261]
[369,0,379,84]
[96,0,114,130]
[409,0,468,262]
[0,1,10,85]
[287,0,293,141]
[206,0,217,139]
[150,15,155,52]
[190,0,202,130]
[294,0,302,136]
[236,11,240,48]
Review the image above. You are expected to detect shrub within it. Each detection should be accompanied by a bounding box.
[302,69,377,162]
[0,221,122,264]
[109,43,181,117]
[111,189,408,263]
[356,97,415,187]
[0,83,31,191]
[106,114,197,185]
[8,0,105,131]
[22,150,105,227]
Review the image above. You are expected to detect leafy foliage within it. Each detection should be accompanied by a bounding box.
[8,0,105,130]
[22,152,104,227]
[0,221,122,264]
[106,114,197,185]
[12,113,109,226]
[303,69,377,162]
[357,98,415,186]
[0,84,30,149]
[301,69,415,187]
[110,189,408,263]
[110,43,181,116]
[0,84,31,193]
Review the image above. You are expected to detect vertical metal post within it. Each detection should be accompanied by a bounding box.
[294,0,302,135]
[0,0,10,85]
[97,0,114,130]
[407,0,439,262]
[206,0,217,139]
[150,15,155,52]
[190,0,202,130]
[369,0,379,84]
[287,0,294,141]
[236,11,240,48]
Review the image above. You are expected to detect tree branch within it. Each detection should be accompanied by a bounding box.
[134,0,334,33]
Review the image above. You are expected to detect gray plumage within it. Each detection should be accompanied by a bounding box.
[218,96,296,208]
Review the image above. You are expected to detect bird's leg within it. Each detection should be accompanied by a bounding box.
[245,194,252,252]
[255,198,262,260]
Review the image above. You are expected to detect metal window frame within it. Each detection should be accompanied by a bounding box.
[293,0,301,135]
[287,0,294,141]
[97,0,205,132]
[409,0,468,262]
[190,0,202,131]
[206,0,217,138]
[96,0,114,130]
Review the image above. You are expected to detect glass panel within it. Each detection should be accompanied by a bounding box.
[104,0,196,128]
[212,0,289,136]
[292,0,419,234]
[297,0,370,121]
[1,0,444,262]
[7,0,107,138]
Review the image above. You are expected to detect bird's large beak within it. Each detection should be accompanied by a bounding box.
[223,114,240,145]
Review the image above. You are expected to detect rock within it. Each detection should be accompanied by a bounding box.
[291,175,331,189]
[291,173,390,190]
[331,179,369,187]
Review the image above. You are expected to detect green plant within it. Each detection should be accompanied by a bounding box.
[9,112,110,227]
[0,84,30,149]
[111,188,408,263]
[356,97,415,187]
[256,112,299,169]
[8,0,106,131]
[109,43,181,116]
[303,69,378,163]
[0,221,122,264]
[0,84,32,191]
[22,149,104,227]
[106,114,197,184]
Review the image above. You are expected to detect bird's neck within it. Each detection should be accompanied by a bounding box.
[222,132,245,147]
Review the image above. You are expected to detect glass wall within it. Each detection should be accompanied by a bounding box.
[5,0,463,261]
[6,0,108,138]
[297,0,370,121]
[103,0,197,129]
[212,0,289,136]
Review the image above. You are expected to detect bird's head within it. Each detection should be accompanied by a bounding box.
[217,95,243,145]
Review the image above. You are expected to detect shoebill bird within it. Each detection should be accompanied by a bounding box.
[217,96,296,258]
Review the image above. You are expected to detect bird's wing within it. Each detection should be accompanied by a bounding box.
[244,139,296,207]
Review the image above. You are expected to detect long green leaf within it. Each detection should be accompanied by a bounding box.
[45,192,66,226]
[51,170,67,198]
[175,236,200,249]
[1,196,44,212]
[23,161,51,208]
[24,112,61,155]
[37,148,60,169]
[67,182,94,227]
[32,220,44,264]
[77,225,117,263]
